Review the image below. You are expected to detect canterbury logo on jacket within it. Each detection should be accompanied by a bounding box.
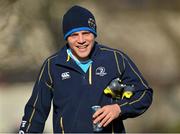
[19,42,153,133]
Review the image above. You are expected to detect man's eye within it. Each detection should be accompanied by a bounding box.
[70,33,78,37]
[83,32,90,35]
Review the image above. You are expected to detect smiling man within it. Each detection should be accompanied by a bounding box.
[67,31,94,61]
[19,5,153,133]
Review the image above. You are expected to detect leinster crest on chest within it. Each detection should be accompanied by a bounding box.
[95,66,107,76]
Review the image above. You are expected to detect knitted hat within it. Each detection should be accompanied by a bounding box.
[62,5,97,40]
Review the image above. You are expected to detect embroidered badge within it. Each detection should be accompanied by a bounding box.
[61,72,71,80]
[21,121,27,128]
[88,18,96,30]
[96,67,107,76]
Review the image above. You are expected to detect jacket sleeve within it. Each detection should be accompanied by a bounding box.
[19,59,53,133]
[115,51,153,120]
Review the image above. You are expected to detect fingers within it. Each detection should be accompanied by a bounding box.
[99,112,113,127]
[93,107,113,127]
[102,114,113,127]
[93,108,106,124]
[92,108,103,118]
[93,104,121,127]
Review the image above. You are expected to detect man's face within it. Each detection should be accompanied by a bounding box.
[67,30,95,61]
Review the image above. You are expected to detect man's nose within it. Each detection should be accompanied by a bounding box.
[77,34,86,44]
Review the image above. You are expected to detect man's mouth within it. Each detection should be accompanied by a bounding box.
[76,45,88,49]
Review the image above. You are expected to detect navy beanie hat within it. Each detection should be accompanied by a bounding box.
[63,5,97,40]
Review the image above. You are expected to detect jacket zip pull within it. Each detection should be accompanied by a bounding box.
[111,121,114,134]
[89,64,92,85]
[60,116,64,134]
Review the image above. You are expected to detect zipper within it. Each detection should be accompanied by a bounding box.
[60,116,64,134]
[89,64,92,85]
[111,121,114,134]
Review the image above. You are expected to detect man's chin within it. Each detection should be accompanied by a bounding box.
[77,54,89,61]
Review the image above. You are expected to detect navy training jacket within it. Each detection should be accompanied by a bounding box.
[19,42,153,133]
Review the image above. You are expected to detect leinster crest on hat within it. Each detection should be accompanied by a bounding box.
[88,18,96,30]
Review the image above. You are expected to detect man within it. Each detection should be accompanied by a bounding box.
[19,5,153,133]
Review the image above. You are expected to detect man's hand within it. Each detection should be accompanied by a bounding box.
[92,104,121,127]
